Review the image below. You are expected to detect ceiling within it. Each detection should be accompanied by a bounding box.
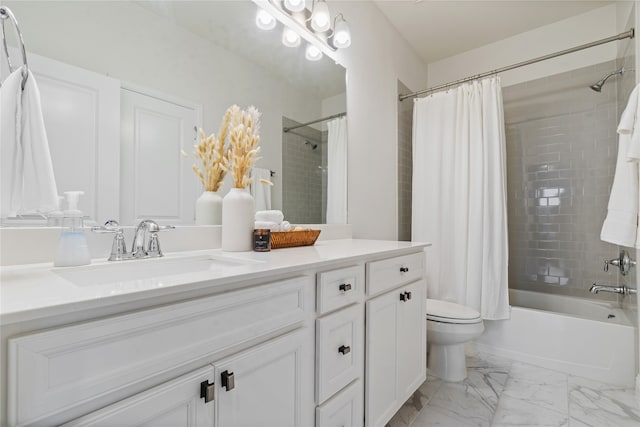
[373,0,614,64]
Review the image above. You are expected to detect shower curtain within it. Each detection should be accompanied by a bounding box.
[326,116,347,223]
[412,77,509,320]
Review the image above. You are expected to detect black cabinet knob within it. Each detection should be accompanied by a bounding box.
[339,345,351,355]
[400,292,407,302]
[339,283,352,292]
[400,267,409,273]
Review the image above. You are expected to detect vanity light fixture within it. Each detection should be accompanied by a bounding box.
[283,0,306,13]
[256,8,276,30]
[282,27,301,47]
[305,44,323,61]
[331,14,351,48]
[252,0,350,62]
[310,0,331,32]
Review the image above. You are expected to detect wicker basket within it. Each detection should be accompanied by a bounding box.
[271,229,321,249]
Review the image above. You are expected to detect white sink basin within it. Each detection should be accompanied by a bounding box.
[53,254,261,286]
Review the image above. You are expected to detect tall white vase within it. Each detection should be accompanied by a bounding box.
[222,188,255,251]
[195,191,223,225]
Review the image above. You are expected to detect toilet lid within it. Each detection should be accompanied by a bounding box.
[426,299,481,324]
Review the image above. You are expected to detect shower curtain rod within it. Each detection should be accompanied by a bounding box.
[399,28,635,101]
[283,112,346,132]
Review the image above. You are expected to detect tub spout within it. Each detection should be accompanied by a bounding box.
[590,283,637,295]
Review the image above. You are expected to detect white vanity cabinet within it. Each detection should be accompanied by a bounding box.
[7,276,314,426]
[315,265,365,427]
[364,254,427,427]
[62,366,217,427]
[3,241,429,427]
[63,328,313,427]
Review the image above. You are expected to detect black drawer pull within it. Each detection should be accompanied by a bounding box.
[400,292,407,302]
[339,345,351,355]
[221,370,235,391]
[400,267,409,273]
[405,291,412,300]
[339,283,352,292]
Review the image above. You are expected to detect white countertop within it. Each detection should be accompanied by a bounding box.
[0,239,429,325]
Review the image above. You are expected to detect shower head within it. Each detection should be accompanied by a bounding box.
[590,67,625,92]
[305,140,318,150]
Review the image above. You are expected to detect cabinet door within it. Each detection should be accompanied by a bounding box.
[214,328,314,427]
[62,366,215,427]
[365,290,399,427]
[396,279,427,402]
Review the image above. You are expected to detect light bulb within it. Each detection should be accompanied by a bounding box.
[305,44,323,61]
[333,16,351,48]
[310,0,330,32]
[255,9,276,30]
[282,28,301,47]
[284,0,305,12]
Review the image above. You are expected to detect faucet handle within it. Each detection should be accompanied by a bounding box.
[92,220,129,261]
[146,224,174,257]
[91,220,123,234]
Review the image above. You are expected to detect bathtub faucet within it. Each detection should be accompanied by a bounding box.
[590,283,637,296]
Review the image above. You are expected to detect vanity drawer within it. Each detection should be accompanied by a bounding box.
[316,379,363,427]
[317,265,364,314]
[316,304,364,404]
[8,276,312,426]
[366,252,425,296]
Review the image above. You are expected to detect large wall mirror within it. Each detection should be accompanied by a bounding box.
[0,0,347,226]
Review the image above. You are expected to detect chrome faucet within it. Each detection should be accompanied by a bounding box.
[131,219,175,258]
[590,283,637,296]
[92,219,174,261]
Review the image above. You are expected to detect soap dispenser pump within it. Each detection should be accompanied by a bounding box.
[54,191,91,267]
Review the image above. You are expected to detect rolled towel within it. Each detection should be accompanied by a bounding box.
[281,221,291,232]
[255,210,284,223]
[254,220,280,231]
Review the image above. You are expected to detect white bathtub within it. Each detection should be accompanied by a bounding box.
[473,289,637,387]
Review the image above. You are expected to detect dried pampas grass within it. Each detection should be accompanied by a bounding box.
[192,111,232,192]
[226,105,262,189]
[192,105,265,191]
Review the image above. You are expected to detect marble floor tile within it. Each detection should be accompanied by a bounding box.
[387,376,444,427]
[567,376,640,427]
[491,394,569,427]
[411,404,479,427]
[394,352,636,427]
[424,367,509,427]
[499,362,569,416]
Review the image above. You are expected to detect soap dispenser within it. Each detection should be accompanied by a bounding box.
[54,191,91,267]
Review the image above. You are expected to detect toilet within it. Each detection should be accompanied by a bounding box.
[426,298,484,382]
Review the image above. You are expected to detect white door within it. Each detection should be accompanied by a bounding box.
[62,366,215,427]
[396,280,427,402]
[1,49,120,223]
[214,328,314,427]
[120,87,201,225]
[365,290,400,427]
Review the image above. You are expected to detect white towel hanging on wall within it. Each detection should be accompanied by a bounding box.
[601,83,640,248]
[250,167,272,212]
[1,65,58,218]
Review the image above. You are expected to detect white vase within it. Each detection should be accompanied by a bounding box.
[222,187,255,251]
[195,191,223,225]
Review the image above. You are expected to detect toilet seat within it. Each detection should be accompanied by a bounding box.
[426,299,482,324]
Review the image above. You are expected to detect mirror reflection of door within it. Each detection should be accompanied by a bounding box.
[120,88,202,226]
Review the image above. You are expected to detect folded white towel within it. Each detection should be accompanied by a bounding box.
[281,221,291,232]
[1,66,58,217]
[254,220,280,231]
[601,83,640,248]
[255,210,284,223]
